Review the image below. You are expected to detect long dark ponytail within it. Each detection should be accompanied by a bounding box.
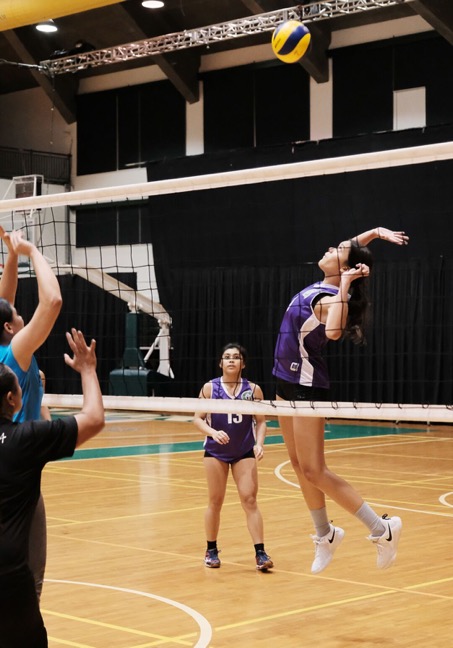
[343,240,374,345]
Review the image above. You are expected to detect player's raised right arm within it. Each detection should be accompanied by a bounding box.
[10,233,62,369]
[0,226,19,305]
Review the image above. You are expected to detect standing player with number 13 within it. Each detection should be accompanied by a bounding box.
[194,343,273,572]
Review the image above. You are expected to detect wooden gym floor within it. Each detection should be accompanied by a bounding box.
[40,413,453,647]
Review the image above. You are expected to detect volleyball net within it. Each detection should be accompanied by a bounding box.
[1,142,453,424]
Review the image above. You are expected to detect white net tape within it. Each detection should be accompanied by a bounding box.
[1,141,453,213]
[43,394,453,424]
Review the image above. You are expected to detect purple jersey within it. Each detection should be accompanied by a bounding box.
[204,377,257,462]
[272,281,339,388]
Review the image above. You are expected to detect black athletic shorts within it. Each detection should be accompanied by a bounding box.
[275,378,330,402]
[204,447,256,464]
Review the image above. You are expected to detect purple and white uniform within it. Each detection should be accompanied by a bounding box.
[204,377,256,463]
[272,281,339,388]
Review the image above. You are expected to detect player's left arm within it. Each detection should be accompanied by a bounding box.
[251,383,266,460]
[352,227,409,248]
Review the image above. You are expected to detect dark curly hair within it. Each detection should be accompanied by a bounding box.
[0,298,13,328]
[0,363,18,399]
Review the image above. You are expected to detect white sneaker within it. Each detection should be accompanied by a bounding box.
[311,524,345,574]
[368,515,402,569]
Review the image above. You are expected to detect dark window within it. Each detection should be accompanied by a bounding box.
[140,81,186,162]
[203,62,310,153]
[255,62,310,146]
[424,37,453,126]
[204,66,254,152]
[333,33,453,138]
[333,43,393,138]
[76,202,148,247]
[77,91,117,175]
[77,81,186,175]
[118,86,140,169]
[393,39,429,91]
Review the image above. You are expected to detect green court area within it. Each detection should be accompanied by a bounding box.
[56,412,426,462]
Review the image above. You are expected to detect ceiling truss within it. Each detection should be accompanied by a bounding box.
[40,1,410,75]
[6,0,452,125]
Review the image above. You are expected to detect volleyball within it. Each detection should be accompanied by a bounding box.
[271,20,311,64]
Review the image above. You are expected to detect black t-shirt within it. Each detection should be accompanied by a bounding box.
[0,416,78,575]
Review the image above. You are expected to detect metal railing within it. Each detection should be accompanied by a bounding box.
[0,146,71,185]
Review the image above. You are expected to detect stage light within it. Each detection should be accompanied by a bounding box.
[36,19,58,33]
[142,1,165,8]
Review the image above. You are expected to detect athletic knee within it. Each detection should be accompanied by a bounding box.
[288,456,302,474]
[208,496,224,511]
[301,465,325,486]
[240,493,257,510]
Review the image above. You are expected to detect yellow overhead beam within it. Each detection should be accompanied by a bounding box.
[0,0,124,31]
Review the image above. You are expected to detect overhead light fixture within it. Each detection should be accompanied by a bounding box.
[142,1,165,8]
[36,19,58,33]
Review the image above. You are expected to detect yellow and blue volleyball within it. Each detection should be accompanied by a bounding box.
[271,20,311,64]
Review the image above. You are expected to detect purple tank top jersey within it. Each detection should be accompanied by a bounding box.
[204,377,257,462]
[272,281,339,388]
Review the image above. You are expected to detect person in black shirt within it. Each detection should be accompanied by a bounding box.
[0,328,104,648]
[0,225,63,601]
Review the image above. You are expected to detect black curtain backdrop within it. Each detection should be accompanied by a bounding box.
[147,157,453,404]
[146,124,453,182]
[14,275,130,396]
[16,148,453,403]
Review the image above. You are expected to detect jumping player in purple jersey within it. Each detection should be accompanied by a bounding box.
[273,227,409,574]
[194,343,273,571]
